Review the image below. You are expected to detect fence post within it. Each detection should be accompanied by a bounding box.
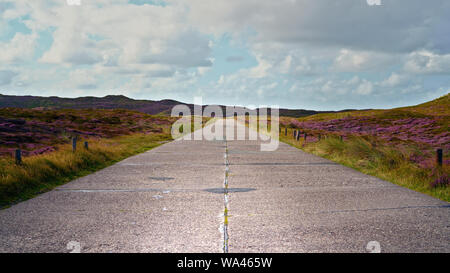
[285,127,287,136]
[72,138,77,152]
[84,141,89,150]
[340,135,343,142]
[304,133,307,141]
[293,130,297,139]
[296,132,300,141]
[318,134,321,141]
[437,149,443,166]
[15,149,22,165]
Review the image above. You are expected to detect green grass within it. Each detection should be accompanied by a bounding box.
[273,94,449,202]
[0,132,173,208]
[279,128,449,202]
[0,116,211,208]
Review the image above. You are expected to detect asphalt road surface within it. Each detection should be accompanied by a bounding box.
[0,120,449,252]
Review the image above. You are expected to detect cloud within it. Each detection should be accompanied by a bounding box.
[404,51,450,74]
[247,55,272,78]
[355,80,374,95]
[380,73,410,87]
[184,0,450,54]
[0,70,18,85]
[68,69,98,90]
[1,0,449,111]
[0,32,37,63]
[18,1,213,72]
[332,49,394,72]
[279,54,317,76]
[197,66,211,76]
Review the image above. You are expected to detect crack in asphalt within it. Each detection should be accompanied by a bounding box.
[56,188,257,193]
[317,204,450,214]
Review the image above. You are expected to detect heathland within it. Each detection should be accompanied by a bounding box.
[279,94,449,201]
[0,93,448,206]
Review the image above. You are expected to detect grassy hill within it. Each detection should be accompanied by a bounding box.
[0,107,185,207]
[0,107,176,157]
[281,94,449,152]
[279,93,449,201]
[296,93,449,122]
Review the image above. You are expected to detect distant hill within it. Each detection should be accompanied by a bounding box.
[0,94,181,115]
[297,93,450,122]
[282,93,449,153]
[0,94,343,118]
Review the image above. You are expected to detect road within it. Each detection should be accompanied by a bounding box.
[0,120,449,252]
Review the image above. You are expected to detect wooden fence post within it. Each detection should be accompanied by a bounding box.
[296,132,300,141]
[318,134,321,141]
[72,138,77,152]
[437,149,443,166]
[15,149,22,165]
[285,127,287,136]
[84,141,89,150]
[304,133,307,141]
[340,135,343,142]
[293,130,297,139]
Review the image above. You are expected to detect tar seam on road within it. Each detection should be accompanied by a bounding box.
[223,140,230,253]
[56,188,184,193]
[57,188,257,193]
[229,162,339,166]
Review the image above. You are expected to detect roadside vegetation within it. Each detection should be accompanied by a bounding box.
[0,107,208,208]
[280,130,449,202]
[0,133,171,207]
[257,94,450,202]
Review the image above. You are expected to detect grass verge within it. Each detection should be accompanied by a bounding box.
[279,127,449,202]
[0,132,172,208]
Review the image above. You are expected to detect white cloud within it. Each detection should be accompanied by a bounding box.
[68,69,98,89]
[279,54,317,76]
[265,82,278,90]
[0,32,37,63]
[404,51,450,74]
[355,80,374,95]
[0,70,18,85]
[332,49,395,72]
[333,49,370,72]
[346,76,360,85]
[197,66,211,76]
[380,73,410,87]
[248,55,272,78]
[18,1,213,72]
[217,75,225,85]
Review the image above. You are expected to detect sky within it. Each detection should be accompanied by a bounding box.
[0,0,449,110]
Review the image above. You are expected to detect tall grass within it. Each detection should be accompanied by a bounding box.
[0,133,171,208]
[279,128,449,202]
[0,117,210,208]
